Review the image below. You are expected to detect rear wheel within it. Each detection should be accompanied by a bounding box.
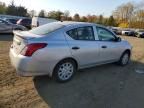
[118,51,130,66]
[53,59,76,82]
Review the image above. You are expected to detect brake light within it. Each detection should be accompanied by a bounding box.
[21,43,47,57]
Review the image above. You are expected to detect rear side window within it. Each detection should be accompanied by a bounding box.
[29,23,64,35]
[66,29,77,39]
[67,26,95,41]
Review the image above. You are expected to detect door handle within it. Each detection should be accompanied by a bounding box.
[101,46,107,48]
[72,46,80,50]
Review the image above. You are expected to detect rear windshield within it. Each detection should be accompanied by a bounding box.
[29,23,64,35]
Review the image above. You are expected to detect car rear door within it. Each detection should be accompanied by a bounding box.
[96,26,123,62]
[65,25,101,68]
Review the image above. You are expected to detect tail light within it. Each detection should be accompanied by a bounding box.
[21,43,47,57]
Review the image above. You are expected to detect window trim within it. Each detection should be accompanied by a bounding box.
[66,26,95,41]
[96,26,117,41]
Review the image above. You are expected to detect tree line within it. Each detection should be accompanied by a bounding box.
[113,1,144,29]
[0,1,27,17]
[0,0,144,29]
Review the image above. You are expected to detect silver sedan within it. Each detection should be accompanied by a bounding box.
[9,21,132,82]
[0,18,27,33]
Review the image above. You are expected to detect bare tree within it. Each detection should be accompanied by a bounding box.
[63,10,70,20]
[29,10,36,17]
[113,2,134,22]
[87,15,97,23]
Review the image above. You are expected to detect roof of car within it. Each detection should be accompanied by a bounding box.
[54,21,106,29]
[55,21,95,26]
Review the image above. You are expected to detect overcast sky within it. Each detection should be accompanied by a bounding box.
[1,0,143,16]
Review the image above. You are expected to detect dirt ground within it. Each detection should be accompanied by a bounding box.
[0,35,48,108]
[0,34,144,108]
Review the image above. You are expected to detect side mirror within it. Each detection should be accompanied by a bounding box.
[115,37,121,42]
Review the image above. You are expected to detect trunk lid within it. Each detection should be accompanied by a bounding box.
[12,31,40,54]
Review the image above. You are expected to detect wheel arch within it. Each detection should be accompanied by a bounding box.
[123,49,131,56]
[52,57,78,76]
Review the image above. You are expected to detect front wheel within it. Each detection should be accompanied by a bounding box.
[53,59,77,82]
[118,52,130,66]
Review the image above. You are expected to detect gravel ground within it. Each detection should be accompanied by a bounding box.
[0,34,144,108]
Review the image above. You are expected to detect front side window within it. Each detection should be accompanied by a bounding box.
[96,27,116,41]
[67,26,95,41]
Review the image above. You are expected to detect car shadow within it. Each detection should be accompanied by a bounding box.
[33,60,144,108]
[0,34,13,41]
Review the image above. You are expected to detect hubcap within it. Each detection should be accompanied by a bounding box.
[58,62,74,80]
[122,54,129,65]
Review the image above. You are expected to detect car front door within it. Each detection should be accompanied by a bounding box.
[65,26,101,68]
[96,26,122,62]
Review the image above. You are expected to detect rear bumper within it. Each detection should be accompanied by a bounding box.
[9,48,53,77]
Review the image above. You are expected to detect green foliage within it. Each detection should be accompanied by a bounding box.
[0,2,6,14]
[80,16,88,22]
[48,11,64,20]
[106,16,117,26]
[6,5,27,17]
[38,10,45,17]
[73,13,80,21]
[0,0,143,28]
[5,0,27,16]
[5,6,14,15]
[5,1,16,15]
[97,15,104,24]
[16,6,27,16]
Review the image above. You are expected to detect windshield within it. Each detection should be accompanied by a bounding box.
[29,22,64,35]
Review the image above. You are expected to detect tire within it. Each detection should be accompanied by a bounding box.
[53,59,77,82]
[118,51,130,66]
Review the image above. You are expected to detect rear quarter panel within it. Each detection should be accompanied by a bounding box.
[27,29,72,75]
